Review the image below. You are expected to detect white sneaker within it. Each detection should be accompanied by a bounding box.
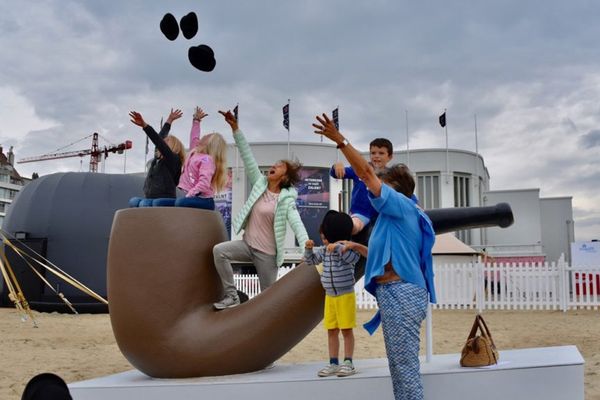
[213,294,240,310]
[317,363,340,377]
[336,360,356,377]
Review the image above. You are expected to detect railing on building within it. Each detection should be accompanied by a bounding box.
[234,260,600,311]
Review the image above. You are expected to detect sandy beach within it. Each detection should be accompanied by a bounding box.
[1,308,598,400]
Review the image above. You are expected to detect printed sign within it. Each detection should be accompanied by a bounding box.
[296,167,330,246]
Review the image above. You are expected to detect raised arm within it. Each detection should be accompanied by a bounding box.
[313,113,383,197]
[158,108,182,139]
[219,109,263,186]
[189,106,208,148]
[129,111,177,165]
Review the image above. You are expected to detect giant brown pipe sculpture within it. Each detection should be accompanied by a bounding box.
[107,203,513,378]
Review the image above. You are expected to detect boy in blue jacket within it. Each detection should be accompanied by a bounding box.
[330,138,393,234]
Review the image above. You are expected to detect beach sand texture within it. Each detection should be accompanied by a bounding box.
[1,308,599,400]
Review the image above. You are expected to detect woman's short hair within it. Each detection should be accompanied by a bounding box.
[377,163,415,197]
[279,159,303,189]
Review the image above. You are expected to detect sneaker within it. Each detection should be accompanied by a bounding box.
[213,294,240,310]
[336,360,356,377]
[317,363,340,377]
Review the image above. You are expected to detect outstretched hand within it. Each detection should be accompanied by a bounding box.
[129,111,147,128]
[194,106,208,121]
[219,110,239,132]
[313,113,344,145]
[166,108,183,124]
[333,161,346,179]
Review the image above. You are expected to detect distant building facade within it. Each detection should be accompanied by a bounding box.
[0,146,30,226]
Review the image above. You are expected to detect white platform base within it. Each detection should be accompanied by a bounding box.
[69,345,584,400]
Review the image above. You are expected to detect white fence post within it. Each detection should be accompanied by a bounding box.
[558,255,568,312]
[475,260,484,312]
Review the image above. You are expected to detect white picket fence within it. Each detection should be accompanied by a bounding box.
[234,261,600,311]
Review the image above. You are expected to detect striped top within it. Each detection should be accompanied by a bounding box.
[304,244,360,296]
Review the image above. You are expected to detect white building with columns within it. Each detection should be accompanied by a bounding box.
[219,141,573,264]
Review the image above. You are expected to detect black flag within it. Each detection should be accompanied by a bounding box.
[233,105,239,122]
[283,103,289,131]
[332,108,339,130]
[439,112,446,128]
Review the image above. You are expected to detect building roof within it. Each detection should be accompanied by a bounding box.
[0,146,23,181]
[433,233,480,255]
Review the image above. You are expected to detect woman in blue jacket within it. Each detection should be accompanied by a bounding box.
[314,113,436,400]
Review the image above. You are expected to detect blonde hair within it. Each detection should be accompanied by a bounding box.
[193,132,228,193]
[164,135,185,165]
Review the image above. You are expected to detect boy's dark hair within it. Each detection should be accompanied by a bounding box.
[319,210,353,243]
[369,138,393,156]
[279,159,303,189]
[377,163,415,198]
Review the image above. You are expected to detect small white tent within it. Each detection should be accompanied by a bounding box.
[433,233,480,265]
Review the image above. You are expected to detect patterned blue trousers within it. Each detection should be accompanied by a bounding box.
[376,281,428,400]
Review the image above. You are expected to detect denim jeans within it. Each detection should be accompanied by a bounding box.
[129,197,176,208]
[174,196,215,210]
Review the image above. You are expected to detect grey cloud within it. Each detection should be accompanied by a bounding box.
[579,130,600,149]
[4,1,600,241]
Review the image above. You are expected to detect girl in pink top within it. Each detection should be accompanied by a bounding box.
[176,107,228,210]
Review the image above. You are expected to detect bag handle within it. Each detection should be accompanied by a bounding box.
[466,315,480,340]
[476,314,496,346]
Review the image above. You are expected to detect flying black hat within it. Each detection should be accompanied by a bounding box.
[180,12,198,39]
[188,44,216,72]
[160,13,179,41]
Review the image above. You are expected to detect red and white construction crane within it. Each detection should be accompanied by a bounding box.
[17,133,133,173]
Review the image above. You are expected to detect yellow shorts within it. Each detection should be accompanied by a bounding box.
[324,292,356,330]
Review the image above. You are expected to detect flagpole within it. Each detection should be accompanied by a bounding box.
[405,109,410,167]
[474,113,480,201]
[287,99,291,159]
[444,108,449,175]
[144,136,149,172]
[474,113,479,174]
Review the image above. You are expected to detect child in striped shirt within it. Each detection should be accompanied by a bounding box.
[304,210,368,378]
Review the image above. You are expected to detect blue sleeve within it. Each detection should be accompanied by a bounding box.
[329,165,358,180]
[344,167,358,180]
[329,165,337,178]
[368,184,414,219]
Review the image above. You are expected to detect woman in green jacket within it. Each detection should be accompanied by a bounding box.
[212,110,309,310]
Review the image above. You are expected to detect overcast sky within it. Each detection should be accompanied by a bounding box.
[0,1,599,241]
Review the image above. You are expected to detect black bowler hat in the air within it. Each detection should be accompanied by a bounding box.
[21,373,72,400]
[160,13,179,41]
[188,44,216,72]
[180,12,198,39]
